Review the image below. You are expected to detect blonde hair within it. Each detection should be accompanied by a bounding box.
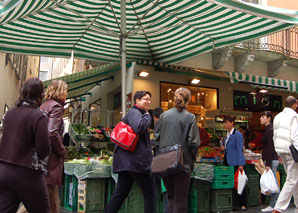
[174,87,191,112]
[45,80,68,101]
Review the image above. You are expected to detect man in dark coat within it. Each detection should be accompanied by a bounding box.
[105,91,156,213]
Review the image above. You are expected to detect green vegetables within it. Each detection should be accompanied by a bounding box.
[71,123,90,135]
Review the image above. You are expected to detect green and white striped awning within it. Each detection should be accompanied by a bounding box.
[0,0,298,63]
[229,72,298,93]
[43,62,123,99]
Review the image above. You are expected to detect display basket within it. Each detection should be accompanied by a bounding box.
[69,123,92,143]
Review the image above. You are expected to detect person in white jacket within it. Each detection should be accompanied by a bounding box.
[273,96,298,213]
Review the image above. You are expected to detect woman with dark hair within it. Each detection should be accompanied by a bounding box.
[106,91,156,213]
[222,116,247,211]
[260,111,279,212]
[0,78,51,213]
[40,79,68,213]
[154,87,200,212]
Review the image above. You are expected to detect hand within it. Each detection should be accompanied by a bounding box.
[239,165,244,171]
[265,166,270,171]
[278,156,283,164]
[220,144,225,151]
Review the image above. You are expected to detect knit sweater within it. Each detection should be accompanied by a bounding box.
[0,105,51,171]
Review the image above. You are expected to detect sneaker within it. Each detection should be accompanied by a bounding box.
[261,206,273,212]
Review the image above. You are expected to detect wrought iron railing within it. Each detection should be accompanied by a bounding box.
[236,27,298,59]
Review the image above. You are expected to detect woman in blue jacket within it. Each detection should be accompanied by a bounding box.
[221,116,246,211]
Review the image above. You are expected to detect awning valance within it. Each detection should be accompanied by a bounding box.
[229,72,298,93]
[43,62,125,99]
[137,60,229,81]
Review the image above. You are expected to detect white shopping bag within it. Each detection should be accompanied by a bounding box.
[238,170,248,195]
[260,169,279,195]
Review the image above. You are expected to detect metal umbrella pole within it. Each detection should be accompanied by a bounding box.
[120,0,127,117]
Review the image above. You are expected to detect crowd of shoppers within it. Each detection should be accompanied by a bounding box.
[1,75,298,213]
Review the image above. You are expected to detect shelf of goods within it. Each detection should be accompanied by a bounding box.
[205,110,252,138]
[68,123,112,144]
[63,155,113,212]
[198,146,224,163]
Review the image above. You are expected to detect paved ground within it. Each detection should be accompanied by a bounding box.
[61,204,298,212]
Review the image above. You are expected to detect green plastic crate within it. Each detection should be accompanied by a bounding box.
[69,123,92,143]
[106,178,125,213]
[210,189,233,213]
[213,173,234,182]
[59,185,65,207]
[214,166,234,176]
[64,175,78,212]
[77,178,106,212]
[245,164,259,175]
[125,182,144,213]
[210,180,234,189]
[247,187,260,207]
[191,179,210,213]
[188,189,197,213]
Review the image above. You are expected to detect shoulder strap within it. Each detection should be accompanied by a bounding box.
[181,113,192,150]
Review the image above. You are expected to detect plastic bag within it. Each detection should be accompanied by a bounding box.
[237,170,248,195]
[260,169,279,195]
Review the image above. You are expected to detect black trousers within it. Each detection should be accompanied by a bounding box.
[0,162,49,213]
[105,171,156,213]
[162,171,190,213]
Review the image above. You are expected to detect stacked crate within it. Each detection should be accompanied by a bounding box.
[189,179,210,213]
[77,178,106,213]
[106,178,125,213]
[64,175,78,212]
[210,166,234,212]
[245,164,260,207]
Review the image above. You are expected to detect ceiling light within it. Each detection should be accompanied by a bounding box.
[190,79,200,84]
[259,89,268,93]
[138,71,149,77]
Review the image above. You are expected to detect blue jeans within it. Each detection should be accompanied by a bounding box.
[266,160,280,208]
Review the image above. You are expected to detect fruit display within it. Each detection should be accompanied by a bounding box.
[199,146,224,160]
[87,126,112,141]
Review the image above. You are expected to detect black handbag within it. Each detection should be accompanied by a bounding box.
[289,144,298,163]
[151,113,192,177]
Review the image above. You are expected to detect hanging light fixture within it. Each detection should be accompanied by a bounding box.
[190,79,200,84]
[138,71,149,77]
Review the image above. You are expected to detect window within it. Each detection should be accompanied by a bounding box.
[39,70,48,81]
[160,82,218,127]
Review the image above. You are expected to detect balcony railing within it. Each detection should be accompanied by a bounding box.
[236,27,298,59]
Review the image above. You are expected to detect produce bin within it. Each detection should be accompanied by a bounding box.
[77,178,107,213]
[64,175,78,212]
[210,189,233,212]
[190,179,210,213]
[69,123,92,143]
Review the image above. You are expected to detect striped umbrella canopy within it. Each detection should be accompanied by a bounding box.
[1,0,298,63]
[1,0,298,113]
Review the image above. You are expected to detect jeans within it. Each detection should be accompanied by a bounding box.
[274,154,298,212]
[105,171,156,213]
[265,160,280,208]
